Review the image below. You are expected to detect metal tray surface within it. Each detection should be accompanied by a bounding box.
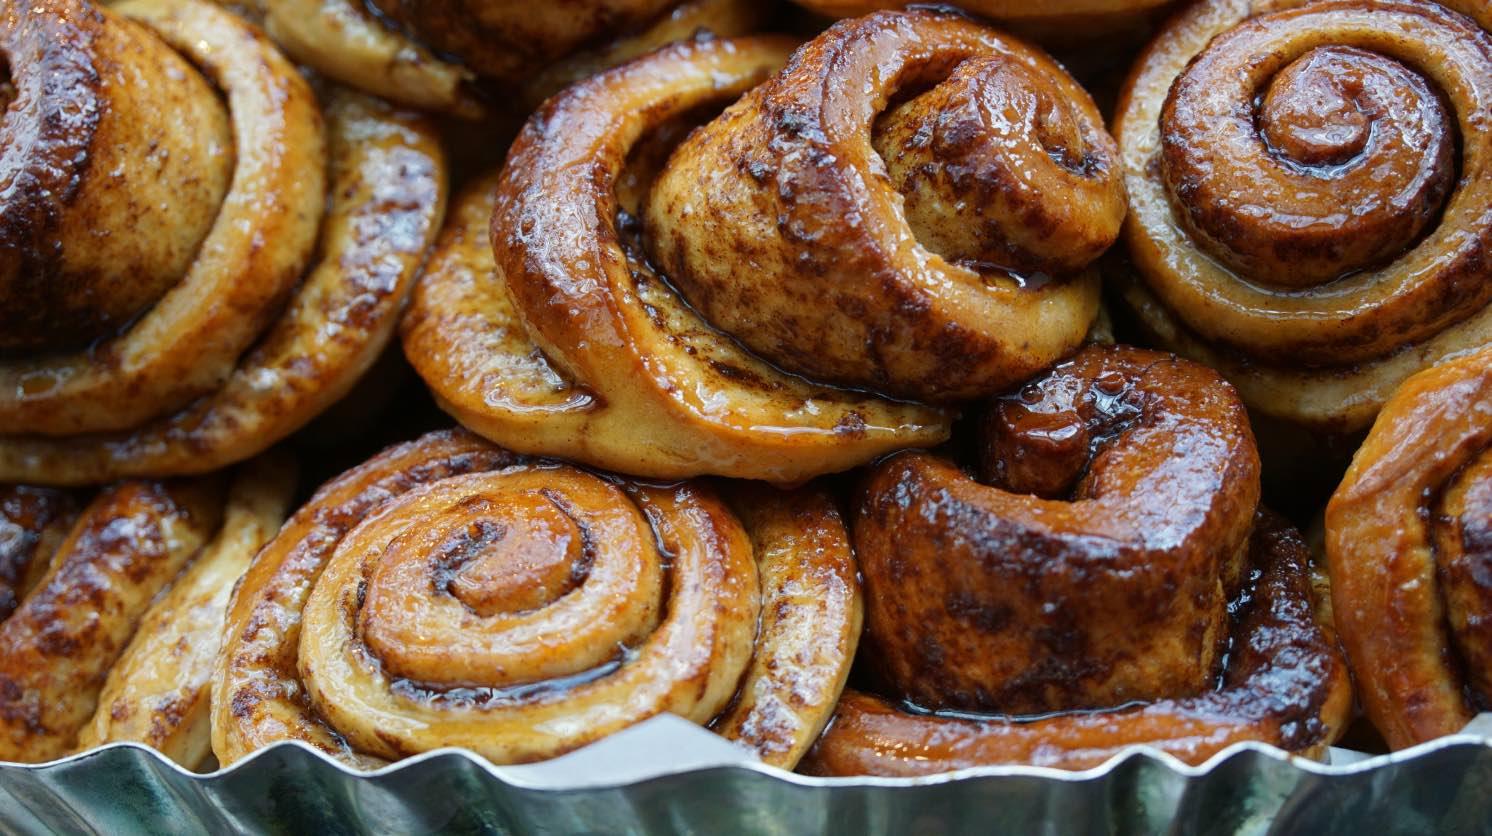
[1,715,1490,835]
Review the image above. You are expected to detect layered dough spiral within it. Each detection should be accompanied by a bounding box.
[1114,0,1492,433]
[251,0,765,116]
[405,10,1125,481]
[0,458,293,764]
[212,429,861,769]
[1327,344,1492,749]
[0,0,447,485]
[804,346,1352,774]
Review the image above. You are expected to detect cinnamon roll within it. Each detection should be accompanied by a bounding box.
[212,429,861,768]
[404,10,1125,481]
[253,0,766,116]
[0,454,292,764]
[76,456,294,768]
[1113,0,1492,434]
[0,0,447,485]
[803,345,1352,774]
[1327,344,1492,749]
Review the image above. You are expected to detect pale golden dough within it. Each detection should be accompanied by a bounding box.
[403,36,949,483]
[249,0,762,116]
[259,0,482,117]
[213,430,859,769]
[406,12,1129,480]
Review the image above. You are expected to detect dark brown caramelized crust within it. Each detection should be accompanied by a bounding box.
[804,345,1351,774]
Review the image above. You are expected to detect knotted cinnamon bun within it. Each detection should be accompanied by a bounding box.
[212,429,861,768]
[253,0,766,116]
[1114,0,1492,434]
[404,9,1125,481]
[0,0,446,485]
[1327,344,1492,749]
[0,457,292,764]
[803,345,1352,774]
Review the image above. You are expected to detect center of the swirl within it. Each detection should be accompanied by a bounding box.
[871,55,1123,278]
[978,365,1141,500]
[1261,48,1374,168]
[1161,38,1455,288]
[438,492,585,617]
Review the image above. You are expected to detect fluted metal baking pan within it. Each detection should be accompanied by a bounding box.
[3,714,1491,835]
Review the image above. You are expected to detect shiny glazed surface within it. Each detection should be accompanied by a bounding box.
[0,0,448,484]
[0,479,222,762]
[806,512,1352,774]
[212,430,860,768]
[646,10,1120,402]
[0,0,232,352]
[1328,344,1492,749]
[1114,0,1492,432]
[76,456,293,768]
[259,0,483,117]
[403,36,949,483]
[804,345,1351,774]
[0,0,323,436]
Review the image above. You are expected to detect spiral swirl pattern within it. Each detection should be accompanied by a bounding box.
[1115,0,1492,432]
[406,10,1124,481]
[648,10,1121,402]
[403,35,944,483]
[803,346,1352,774]
[1327,344,1492,749]
[0,0,447,485]
[213,430,861,768]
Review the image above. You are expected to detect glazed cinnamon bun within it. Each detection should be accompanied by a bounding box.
[1114,0,1492,434]
[0,0,447,486]
[403,10,1124,482]
[1327,344,1492,750]
[252,0,767,116]
[212,429,861,768]
[803,345,1352,774]
[0,456,292,764]
[76,456,293,768]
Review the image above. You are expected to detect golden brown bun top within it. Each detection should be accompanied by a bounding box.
[0,0,232,352]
